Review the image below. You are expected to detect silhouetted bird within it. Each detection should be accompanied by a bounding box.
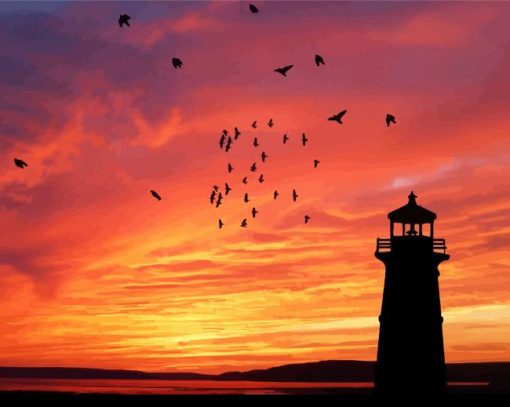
[219,134,226,149]
[268,118,274,128]
[250,162,257,172]
[292,189,298,202]
[328,110,347,124]
[302,133,308,146]
[273,190,279,200]
[314,159,320,168]
[315,54,325,66]
[304,215,311,224]
[283,134,289,144]
[150,190,162,201]
[242,176,248,184]
[274,65,293,77]
[225,183,231,195]
[225,136,233,152]
[261,151,268,162]
[219,219,224,229]
[13,158,28,169]
[386,113,397,127]
[253,137,259,147]
[210,189,216,204]
[258,174,264,183]
[119,14,130,27]
[234,127,241,139]
[244,192,249,203]
[252,207,258,218]
[228,163,233,173]
[213,185,219,192]
[222,129,229,136]
[216,192,223,208]
[252,121,257,129]
[249,4,259,14]
[241,218,248,228]
[172,58,183,69]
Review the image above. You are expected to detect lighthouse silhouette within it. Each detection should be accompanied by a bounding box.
[374,191,449,394]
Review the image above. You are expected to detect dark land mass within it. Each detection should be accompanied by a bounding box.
[1,360,510,390]
[0,366,214,380]
[1,392,510,407]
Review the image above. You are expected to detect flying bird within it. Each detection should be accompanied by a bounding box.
[258,174,264,183]
[283,134,289,144]
[253,137,259,147]
[304,215,311,224]
[13,158,28,169]
[249,4,259,14]
[250,162,257,172]
[268,118,274,128]
[261,151,268,162]
[302,133,308,146]
[150,190,162,201]
[225,136,233,152]
[273,190,279,200]
[251,207,258,218]
[252,121,257,129]
[225,183,231,195]
[241,218,248,228]
[234,127,241,139]
[219,134,226,149]
[314,159,320,168]
[315,54,325,66]
[292,189,298,202]
[274,65,294,77]
[228,163,234,173]
[210,189,216,205]
[242,176,248,184]
[216,192,223,208]
[328,109,347,124]
[386,113,397,127]
[119,14,130,27]
[244,192,249,203]
[219,219,224,229]
[172,58,183,69]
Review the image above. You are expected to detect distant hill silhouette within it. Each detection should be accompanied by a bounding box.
[217,360,373,382]
[1,361,510,390]
[0,367,214,381]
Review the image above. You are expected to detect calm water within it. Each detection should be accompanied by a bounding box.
[0,379,489,395]
[0,379,372,395]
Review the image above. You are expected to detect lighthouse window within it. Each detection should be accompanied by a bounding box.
[422,223,431,237]
[403,223,418,236]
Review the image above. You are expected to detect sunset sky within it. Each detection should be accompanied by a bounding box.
[1,0,510,374]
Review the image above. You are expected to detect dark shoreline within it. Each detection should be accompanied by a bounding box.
[1,390,510,407]
[2,361,510,383]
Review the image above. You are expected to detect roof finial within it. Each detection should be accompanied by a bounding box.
[408,191,417,205]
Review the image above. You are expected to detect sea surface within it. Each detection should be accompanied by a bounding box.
[0,379,488,395]
[0,379,372,395]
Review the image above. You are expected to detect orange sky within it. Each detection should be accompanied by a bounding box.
[1,1,510,374]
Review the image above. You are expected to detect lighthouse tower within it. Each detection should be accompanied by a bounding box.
[374,191,449,394]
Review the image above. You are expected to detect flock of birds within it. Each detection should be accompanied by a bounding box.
[12,4,398,232]
[209,116,323,230]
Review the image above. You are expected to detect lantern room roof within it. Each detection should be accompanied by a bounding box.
[388,191,436,224]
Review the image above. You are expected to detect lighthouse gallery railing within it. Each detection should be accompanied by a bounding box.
[376,238,447,254]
